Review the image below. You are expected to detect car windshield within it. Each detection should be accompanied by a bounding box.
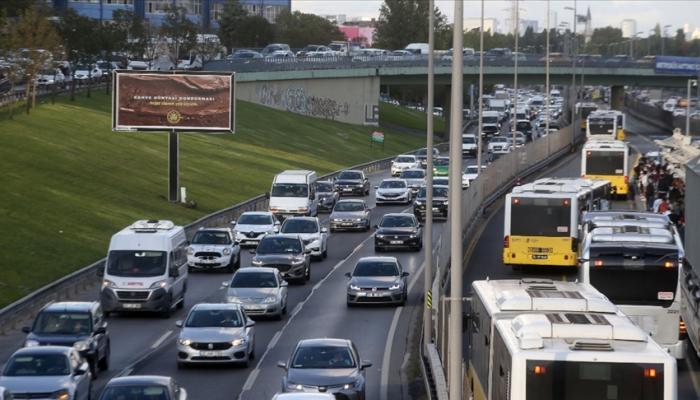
[230,272,278,288]
[3,353,70,376]
[396,156,415,163]
[491,138,508,143]
[333,202,364,212]
[257,237,302,254]
[380,215,415,228]
[380,180,406,189]
[482,116,498,124]
[185,309,243,328]
[32,312,91,335]
[316,182,334,192]
[354,261,399,276]
[191,231,231,245]
[291,346,356,369]
[418,187,449,198]
[466,166,482,174]
[415,149,428,156]
[462,136,475,144]
[434,158,449,166]
[434,178,449,186]
[107,251,167,277]
[271,183,308,198]
[99,385,170,400]
[237,214,273,225]
[401,170,424,179]
[338,171,362,180]
[281,219,318,234]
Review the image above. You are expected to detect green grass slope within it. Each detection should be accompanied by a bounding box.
[0,93,424,307]
[379,102,445,132]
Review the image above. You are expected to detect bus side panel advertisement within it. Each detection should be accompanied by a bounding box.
[112,71,235,133]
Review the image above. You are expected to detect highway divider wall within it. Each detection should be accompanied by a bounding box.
[625,93,700,134]
[424,126,581,399]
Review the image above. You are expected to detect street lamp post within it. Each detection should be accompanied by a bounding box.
[477,0,485,171]
[512,0,519,147]
[662,25,671,55]
[545,0,550,139]
[687,79,697,136]
[565,2,577,141]
[423,0,435,351]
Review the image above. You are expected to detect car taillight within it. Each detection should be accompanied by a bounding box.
[504,236,510,248]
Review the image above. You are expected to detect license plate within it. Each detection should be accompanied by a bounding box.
[342,223,353,226]
[123,303,141,309]
[200,351,223,357]
[368,292,383,297]
[245,304,265,310]
[200,259,216,264]
[532,255,548,260]
[390,240,403,244]
[432,208,440,212]
[344,188,352,192]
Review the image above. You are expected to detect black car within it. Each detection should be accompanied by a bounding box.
[345,257,409,306]
[334,170,370,196]
[99,376,187,400]
[516,120,533,141]
[22,301,110,377]
[413,185,449,221]
[482,124,500,138]
[278,338,371,399]
[251,234,311,283]
[374,213,423,251]
[315,180,338,212]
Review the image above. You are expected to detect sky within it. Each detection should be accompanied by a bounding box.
[292,0,700,37]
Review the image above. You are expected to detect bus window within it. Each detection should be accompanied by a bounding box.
[585,151,624,175]
[511,198,571,237]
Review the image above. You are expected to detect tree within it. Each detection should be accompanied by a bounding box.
[57,8,100,100]
[112,9,148,60]
[5,6,60,113]
[274,11,344,48]
[585,26,623,55]
[233,16,274,48]
[374,0,449,50]
[217,0,247,51]
[160,5,198,65]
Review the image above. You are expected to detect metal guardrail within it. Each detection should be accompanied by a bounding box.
[0,152,403,334]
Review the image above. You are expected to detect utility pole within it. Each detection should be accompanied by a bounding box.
[565,1,578,143]
[448,0,464,398]
[545,0,550,138]
[423,0,435,350]
[512,0,519,147]
[477,0,485,171]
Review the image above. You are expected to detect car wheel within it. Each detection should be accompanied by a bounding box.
[347,301,354,308]
[234,254,241,269]
[98,342,110,371]
[225,259,235,273]
[305,265,311,281]
[160,295,173,318]
[322,246,328,259]
[89,360,98,379]
[375,245,382,252]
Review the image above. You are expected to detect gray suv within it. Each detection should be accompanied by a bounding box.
[251,235,311,284]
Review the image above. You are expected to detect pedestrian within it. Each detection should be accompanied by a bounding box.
[645,182,655,211]
[658,197,669,214]
[652,194,665,213]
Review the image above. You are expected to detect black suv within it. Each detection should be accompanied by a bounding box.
[334,170,370,196]
[413,185,449,221]
[22,301,110,377]
[374,213,423,252]
[251,234,311,284]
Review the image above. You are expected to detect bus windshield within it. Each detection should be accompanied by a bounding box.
[510,198,571,237]
[586,151,624,175]
[588,118,615,136]
[526,360,664,400]
[588,246,679,307]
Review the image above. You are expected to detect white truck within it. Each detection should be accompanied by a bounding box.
[268,170,318,220]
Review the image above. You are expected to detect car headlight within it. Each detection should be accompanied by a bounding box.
[232,338,247,346]
[251,259,264,266]
[150,280,167,289]
[332,218,341,222]
[51,389,70,400]
[73,340,91,351]
[186,247,194,255]
[227,296,241,304]
[415,200,424,206]
[409,234,416,239]
[263,296,277,304]
[24,339,40,347]
[376,234,385,239]
[343,381,358,390]
[292,256,305,264]
[178,338,192,346]
[223,248,232,255]
[354,218,362,222]
[349,284,360,291]
[389,283,401,291]
[443,200,449,205]
[101,279,116,289]
[287,382,303,391]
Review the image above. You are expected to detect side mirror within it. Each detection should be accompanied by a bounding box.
[230,220,236,226]
[274,220,281,226]
[360,360,373,370]
[277,361,287,369]
[175,320,183,328]
[345,272,352,278]
[22,326,31,334]
[94,326,107,335]
[280,280,288,287]
[245,320,256,328]
[320,227,328,233]
[402,272,410,277]
[374,186,379,189]
[169,268,179,278]
[374,224,379,229]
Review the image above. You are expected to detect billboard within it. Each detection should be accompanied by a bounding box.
[655,56,700,75]
[112,71,235,132]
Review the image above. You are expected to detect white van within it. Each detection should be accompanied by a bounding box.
[268,170,318,220]
[100,220,188,317]
[404,43,429,55]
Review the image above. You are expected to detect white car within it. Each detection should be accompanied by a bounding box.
[186,228,240,272]
[35,68,65,86]
[462,134,478,156]
[375,178,413,205]
[391,154,419,176]
[73,64,102,81]
[462,165,487,188]
[488,137,511,154]
[232,211,280,247]
[279,216,328,259]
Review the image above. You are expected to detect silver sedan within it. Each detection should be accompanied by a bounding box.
[329,200,371,232]
[227,268,288,320]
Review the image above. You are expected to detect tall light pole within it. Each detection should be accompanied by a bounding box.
[565,2,577,143]
[477,0,485,171]
[423,0,435,350]
[448,0,464,398]
[662,25,671,55]
[545,0,550,138]
[687,79,697,136]
[512,0,519,147]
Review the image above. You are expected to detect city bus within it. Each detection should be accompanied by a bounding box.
[467,279,677,400]
[612,110,627,140]
[581,140,630,198]
[503,178,611,268]
[586,110,626,140]
[579,212,686,359]
[575,102,598,132]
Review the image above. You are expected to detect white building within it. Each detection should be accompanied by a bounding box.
[465,17,499,33]
[620,18,637,38]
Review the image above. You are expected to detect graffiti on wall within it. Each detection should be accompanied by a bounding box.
[256,83,351,120]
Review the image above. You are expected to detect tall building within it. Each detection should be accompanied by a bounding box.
[583,7,593,44]
[519,19,538,33]
[49,0,291,29]
[620,18,637,38]
[464,18,499,34]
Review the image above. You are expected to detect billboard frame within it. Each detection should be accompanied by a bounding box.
[111,69,236,133]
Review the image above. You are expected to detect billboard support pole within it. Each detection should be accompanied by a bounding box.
[169,130,180,202]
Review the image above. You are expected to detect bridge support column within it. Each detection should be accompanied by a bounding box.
[610,85,625,111]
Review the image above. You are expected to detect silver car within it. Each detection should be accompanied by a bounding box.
[345,257,409,306]
[232,212,280,247]
[186,228,241,272]
[399,169,426,193]
[329,200,371,232]
[98,376,186,400]
[0,346,92,400]
[272,394,335,400]
[280,217,329,259]
[176,303,255,367]
[227,268,288,320]
[375,179,412,205]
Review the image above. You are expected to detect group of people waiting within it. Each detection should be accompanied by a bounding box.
[632,155,686,237]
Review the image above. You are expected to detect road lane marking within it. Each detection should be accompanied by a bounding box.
[151,330,172,349]
[241,369,259,392]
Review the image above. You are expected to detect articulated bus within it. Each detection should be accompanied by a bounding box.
[579,211,686,359]
[467,279,677,400]
[503,178,611,268]
[576,102,598,132]
[581,140,630,198]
